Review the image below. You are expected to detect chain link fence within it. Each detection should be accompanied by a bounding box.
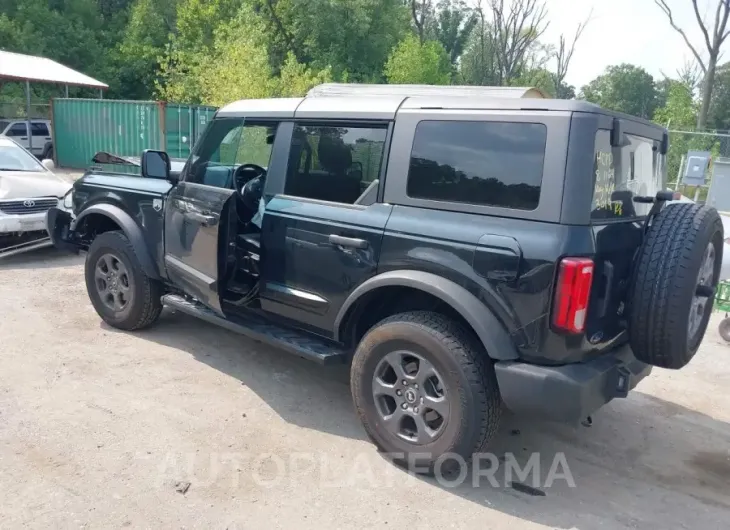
[0,100,51,120]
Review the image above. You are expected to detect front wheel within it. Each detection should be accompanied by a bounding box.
[350,311,502,474]
[84,231,163,330]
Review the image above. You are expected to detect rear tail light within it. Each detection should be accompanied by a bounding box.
[552,257,594,334]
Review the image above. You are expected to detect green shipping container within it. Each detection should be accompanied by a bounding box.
[53,99,165,169]
[165,104,217,159]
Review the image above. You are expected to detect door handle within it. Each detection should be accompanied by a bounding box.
[185,212,217,226]
[329,234,368,249]
[20,137,27,140]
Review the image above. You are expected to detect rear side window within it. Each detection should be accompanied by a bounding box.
[31,123,50,136]
[7,123,27,137]
[592,130,664,221]
[406,121,547,210]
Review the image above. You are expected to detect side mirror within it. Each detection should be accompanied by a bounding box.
[41,158,55,171]
[141,149,170,180]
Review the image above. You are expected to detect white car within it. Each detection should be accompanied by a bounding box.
[0,137,72,244]
[0,118,54,159]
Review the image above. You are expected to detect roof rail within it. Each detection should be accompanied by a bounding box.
[306,83,546,99]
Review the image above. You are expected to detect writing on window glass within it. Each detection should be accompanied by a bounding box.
[593,151,623,216]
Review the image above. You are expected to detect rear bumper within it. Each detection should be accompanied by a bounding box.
[45,207,80,253]
[494,345,651,423]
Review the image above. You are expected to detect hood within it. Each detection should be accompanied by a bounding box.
[0,170,73,200]
[91,151,188,175]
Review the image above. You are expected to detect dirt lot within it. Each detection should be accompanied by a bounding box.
[1,249,729,529]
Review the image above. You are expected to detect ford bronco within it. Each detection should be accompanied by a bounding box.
[47,84,724,470]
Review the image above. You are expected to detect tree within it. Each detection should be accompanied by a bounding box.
[580,64,658,119]
[384,34,451,85]
[708,62,730,130]
[256,0,410,82]
[553,11,591,98]
[511,68,557,96]
[654,0,730,130]
[458,0,499,85]
[158,2,330,106]
[487,0,549,86]
[654,80,697,127]
[110,0,180,99]
[410,0,434,43]
[433,0,478,65]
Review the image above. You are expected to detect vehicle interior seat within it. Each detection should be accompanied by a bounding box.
[288,135,362,204]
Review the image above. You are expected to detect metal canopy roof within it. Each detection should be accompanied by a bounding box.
[0,50,108,89]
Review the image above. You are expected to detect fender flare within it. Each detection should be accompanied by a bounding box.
[335,270,519,360]
[72,203,160,280]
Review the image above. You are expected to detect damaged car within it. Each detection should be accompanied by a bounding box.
[0,137,72,257]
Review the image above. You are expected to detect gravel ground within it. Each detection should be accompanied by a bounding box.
[1,248,729,529]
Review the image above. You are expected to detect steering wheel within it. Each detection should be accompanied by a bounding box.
[234,163,267,192]
[233,164,267,225]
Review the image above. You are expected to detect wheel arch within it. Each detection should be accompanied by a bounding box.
[335,271,519,361]
[73,203,160,280]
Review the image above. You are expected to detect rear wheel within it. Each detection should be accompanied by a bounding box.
[629,203,724,369]
[85,231,163,330]
[350,311,501,474]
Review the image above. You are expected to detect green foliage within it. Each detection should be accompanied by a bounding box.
[653,81,700,184]
[511,68,556,97]
[255,0,411,82]
[384,34,451,85]
[654,81,697,128]
[158,3,331,106]
[708,62,730,131]
[458,22,499,86]
[432,0,478,65]
[580,64,658,119]
[0,0,721,126]
[108,0,179,99]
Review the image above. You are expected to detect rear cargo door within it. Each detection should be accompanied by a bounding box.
[586,125,666,345]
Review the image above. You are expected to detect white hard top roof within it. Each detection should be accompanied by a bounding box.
[216,83,553,120]
[0,50,108,89]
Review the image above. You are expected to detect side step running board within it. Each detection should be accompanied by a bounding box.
[161,294,347,366]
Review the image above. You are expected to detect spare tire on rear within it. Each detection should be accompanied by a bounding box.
[628,202,723,369]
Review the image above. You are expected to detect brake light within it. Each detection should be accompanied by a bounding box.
[552,258,594,334]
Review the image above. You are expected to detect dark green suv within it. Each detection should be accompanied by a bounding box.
[46,84,724,472]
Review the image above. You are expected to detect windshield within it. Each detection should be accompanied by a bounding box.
[0,137,46,172]
[183,118,275,187]
[0,120,9,132]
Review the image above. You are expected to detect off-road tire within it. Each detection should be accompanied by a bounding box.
[350,311,502,474]
[85,231,163,331]
[629,203,723,369]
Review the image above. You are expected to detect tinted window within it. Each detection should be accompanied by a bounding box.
[31,122,50,136]
[591,130,664,221]
[284,125,387,205]
[185,118,276,188]
[7,123,27,137]
[406,121,547,210]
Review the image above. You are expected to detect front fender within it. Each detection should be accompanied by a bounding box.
[73,203,160,280]
[334,270,520,361]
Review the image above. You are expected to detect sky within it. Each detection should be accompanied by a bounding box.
[474,0,721,89]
